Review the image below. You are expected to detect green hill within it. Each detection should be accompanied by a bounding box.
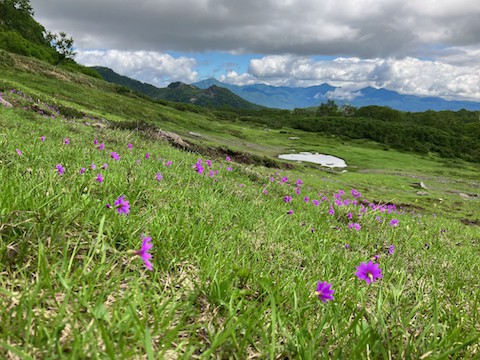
[1,48,480,359]
[92,66,264,110]
[0,0,101,78]
[1,4,480,357]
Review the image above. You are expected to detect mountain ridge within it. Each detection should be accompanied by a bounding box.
[91,67,263,110]
[193,78,480,112]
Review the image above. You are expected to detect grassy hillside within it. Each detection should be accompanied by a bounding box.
[1,50,480,359]
[92,66,264,110]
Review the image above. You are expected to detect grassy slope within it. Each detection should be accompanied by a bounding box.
[1,51,479,359]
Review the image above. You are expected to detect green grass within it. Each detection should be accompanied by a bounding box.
[1,52,480,359]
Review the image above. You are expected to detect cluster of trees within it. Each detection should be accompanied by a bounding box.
[0,0,75,64]
[222,102,480,163]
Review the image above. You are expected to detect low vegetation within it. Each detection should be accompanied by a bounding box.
[1,3,480,356]
[1,50,480,359]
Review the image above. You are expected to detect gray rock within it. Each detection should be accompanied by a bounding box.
[411,181,428,189]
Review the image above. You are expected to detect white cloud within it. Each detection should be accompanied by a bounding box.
[226,55,480,101]
[29,0,480,101]
[325,88,363,101]
[218,71,257,86]
[76,50,199,87]
[31,0,480,58]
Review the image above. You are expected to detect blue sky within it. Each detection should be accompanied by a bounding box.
[168,51,253,79]
[30,0,480,101]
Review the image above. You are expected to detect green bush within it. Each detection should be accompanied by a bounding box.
[0,29,57,63]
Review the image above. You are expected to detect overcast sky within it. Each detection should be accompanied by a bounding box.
[30,0,480,101]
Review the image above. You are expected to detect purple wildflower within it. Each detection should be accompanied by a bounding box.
[93,139,98,145]
[64,138,70,145]
[312,199,319,207]
[41,136,46,142]
[135,235,153,271]
[227,166,232,172]
[165,161,172,167]
[355,261,383,284]
[79,167,86,174]
[56,164,65,176]
[16,149,22,156]
[296,179,303,186]
[263,189,268,195]
[225,156,231,162]
[315,281,334,303]
[127,143,133,149]
[348,223,362,231]
[194,159,204,174]
[96,173,104,183]
[284,195,293,203]
[145,152,150,159]
[114,195,130,215]
[304,196,309,203]
[287,209,293,215]
[110,152,120,161]
[390,219,399,227]
[97,143,105,151]
[389,245,395,255]
[351,189,361,198]
[156,172,163,181]
[281,177,288,183]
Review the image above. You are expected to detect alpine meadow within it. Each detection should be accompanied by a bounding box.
[1,1,480,359]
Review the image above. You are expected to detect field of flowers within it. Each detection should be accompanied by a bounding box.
[1,88,479,359]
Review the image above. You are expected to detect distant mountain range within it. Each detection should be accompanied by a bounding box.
[193,78,480,112]
[91,67,263,110]
[92,67,480,112]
